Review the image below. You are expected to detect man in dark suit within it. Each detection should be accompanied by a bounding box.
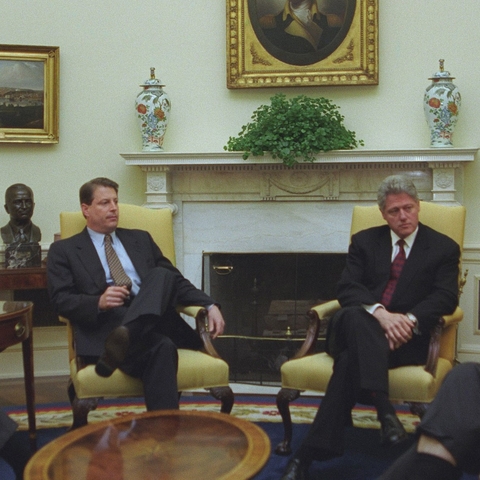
[379,362,480,480]
[281,175,460,480]
[47,177,225,410]
[0,411,31,479]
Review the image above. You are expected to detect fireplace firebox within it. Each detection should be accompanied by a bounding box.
[203,253,346,385]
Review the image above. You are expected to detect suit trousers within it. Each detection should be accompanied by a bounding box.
[110,267,202,410]
[417,362,480,474]
[301,306,425,458]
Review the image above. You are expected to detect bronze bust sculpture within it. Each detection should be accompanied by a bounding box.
[2,184,42,268]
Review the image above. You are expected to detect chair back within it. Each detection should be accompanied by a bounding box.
[350,201,466,252]
[59,204,176,265]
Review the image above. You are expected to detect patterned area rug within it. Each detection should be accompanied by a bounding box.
[6,395,420,432]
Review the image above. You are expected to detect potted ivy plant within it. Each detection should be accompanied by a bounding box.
[224,94,363,167]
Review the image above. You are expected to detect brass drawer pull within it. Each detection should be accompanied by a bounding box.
[15,322,26,338]
[213,265,233,275]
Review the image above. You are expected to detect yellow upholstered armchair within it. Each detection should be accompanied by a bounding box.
[275,201,466,455]
[58,204,233,429]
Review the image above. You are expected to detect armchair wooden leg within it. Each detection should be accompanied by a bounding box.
[67,380,99,430]
[209,386,234,414]
[275,387,301,456]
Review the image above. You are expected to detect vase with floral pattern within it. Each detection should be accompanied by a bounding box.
[135,68,171,151]
[424,59,461,147]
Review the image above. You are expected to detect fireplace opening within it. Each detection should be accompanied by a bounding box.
[203,252,346,385]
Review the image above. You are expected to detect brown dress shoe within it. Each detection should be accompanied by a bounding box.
[95,326,130,377]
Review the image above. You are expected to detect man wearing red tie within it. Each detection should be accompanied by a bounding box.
[281,175,460,480]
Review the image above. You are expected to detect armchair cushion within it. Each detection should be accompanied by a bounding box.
[281,353,453,403]
[71,349,230,399]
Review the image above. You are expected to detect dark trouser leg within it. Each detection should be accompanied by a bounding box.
[301,349,356,458]
[121,267,203,350]
[299,307,391,459]
[328,307,390,393]
[417,362,480,474]
[378,444,462,480]
[120,332,179,410]
[0,431,31,480]
[122,267,179,330]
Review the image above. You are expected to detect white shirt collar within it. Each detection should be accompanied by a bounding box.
[390,226,419,252]
[87,227,118,246]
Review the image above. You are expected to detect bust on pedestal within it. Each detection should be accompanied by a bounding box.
[1,184,42,268]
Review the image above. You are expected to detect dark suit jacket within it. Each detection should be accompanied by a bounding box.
[335,222,460,363]
[47,227,214,356]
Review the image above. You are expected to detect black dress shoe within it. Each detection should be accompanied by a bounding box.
[380,413,408,446]
[95,326,130,377]
[280,457,309,480]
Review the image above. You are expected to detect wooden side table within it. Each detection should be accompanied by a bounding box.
[0,300,36,450]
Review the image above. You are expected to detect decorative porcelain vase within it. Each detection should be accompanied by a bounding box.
[135,67,171,151]
[423,59,461,147]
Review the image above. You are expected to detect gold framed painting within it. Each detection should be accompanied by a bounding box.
[0,44,59,143]
[227,0,378,89]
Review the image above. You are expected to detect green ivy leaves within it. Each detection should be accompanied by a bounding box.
[225,94,363,167]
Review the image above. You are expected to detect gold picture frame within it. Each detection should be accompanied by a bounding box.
[0,44,59,143]
[227,0,378,89]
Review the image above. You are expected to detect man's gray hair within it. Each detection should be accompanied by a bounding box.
[377,175,419,212]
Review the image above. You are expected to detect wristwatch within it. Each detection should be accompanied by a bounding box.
[406,313,420,335]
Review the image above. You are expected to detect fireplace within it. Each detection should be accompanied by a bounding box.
[121,148,475,384]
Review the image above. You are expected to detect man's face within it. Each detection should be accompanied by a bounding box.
[5,187,34,225]
[381,192,420,239]
[81,186,119,234]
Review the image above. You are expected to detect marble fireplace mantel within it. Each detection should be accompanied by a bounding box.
[121,148,477,210]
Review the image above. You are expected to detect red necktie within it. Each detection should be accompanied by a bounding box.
[381,239,406,307]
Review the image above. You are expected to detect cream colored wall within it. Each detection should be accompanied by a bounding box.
[1,1,480,375]
[1,1,479,244]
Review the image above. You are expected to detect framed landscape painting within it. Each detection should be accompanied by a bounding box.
[0,44,59,144]
[227,0,378,89]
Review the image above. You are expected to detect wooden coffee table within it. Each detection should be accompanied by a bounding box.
[25,410,271,479]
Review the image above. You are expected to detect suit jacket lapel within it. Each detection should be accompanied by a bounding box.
[116,229,150,278]
[375,227,393,282]
[74,228,107,290]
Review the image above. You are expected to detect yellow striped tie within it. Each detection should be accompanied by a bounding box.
[104,234,132,289]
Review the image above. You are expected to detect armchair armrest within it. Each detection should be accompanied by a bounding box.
[425,305,463,376]
[441,305,463,328]
[61,306,225,369]
[292,300,341,360]
[176,305,222,359]
[310,300,341,321]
